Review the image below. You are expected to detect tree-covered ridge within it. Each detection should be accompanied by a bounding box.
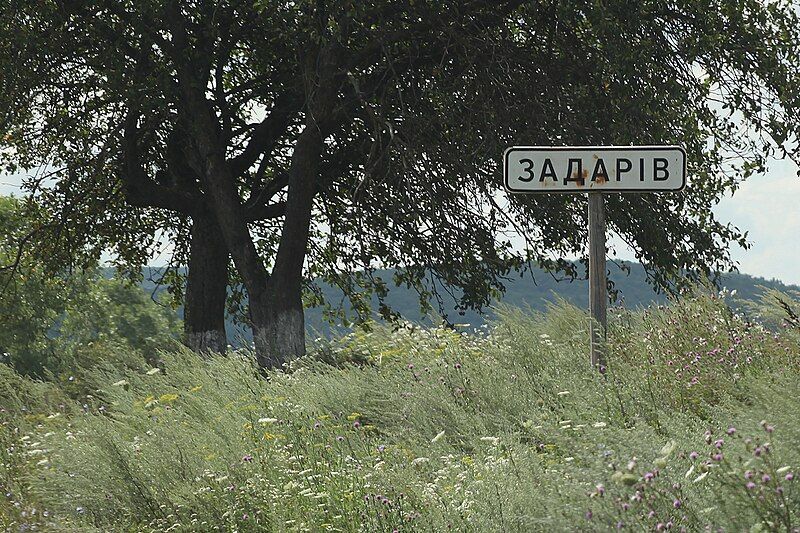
[132,263,800,343]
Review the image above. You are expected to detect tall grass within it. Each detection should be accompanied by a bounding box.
[2,289,799,531]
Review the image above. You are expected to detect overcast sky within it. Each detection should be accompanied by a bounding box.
[2,160,799,285]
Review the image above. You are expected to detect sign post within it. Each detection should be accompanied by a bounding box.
[503,146,686,371]
[587,192,607,369]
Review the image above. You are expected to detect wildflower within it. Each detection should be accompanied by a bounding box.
[762,474,771,483]
[644,471,655,481]
[585,510,593,520]
[745,470,754,480]
[616,521,624,529]
[336,436,344,442]
[454,363,462,370]
[407,363,414,370]
[765,425,775,433]
[353,421,361,429]
[673,499,681,509]
[313,422,321,429]
[648,511,656,519]
[754,447,763,457]
[595,484,605,496]
[776,486,784,495]
[242,513,249,520]
[621,503,629,511]
[712,453,723,462]
[242,454,253,463]
[786,473,794,481]
[377,444,386,453]
[689,451,699,460]
[714,439,724,449]
[746,482,756,490]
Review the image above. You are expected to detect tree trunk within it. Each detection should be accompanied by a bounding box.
[184,212,228,354]
[251,288,305,369]
[171,18,339,368]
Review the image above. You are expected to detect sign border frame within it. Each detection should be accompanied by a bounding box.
[503,145,687,194]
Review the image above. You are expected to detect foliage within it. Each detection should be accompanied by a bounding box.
[0,196,182,379]
[1,289,799,531]
[2,1,800,349]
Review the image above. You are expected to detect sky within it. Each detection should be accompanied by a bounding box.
[2,159,799,285]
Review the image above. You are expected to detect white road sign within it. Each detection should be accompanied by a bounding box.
[504,146,686,193]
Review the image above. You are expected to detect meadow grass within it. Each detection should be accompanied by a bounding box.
[1,289,799,531]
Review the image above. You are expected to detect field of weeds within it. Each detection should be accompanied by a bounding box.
[2,289,799,532]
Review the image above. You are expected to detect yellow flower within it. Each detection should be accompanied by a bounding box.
[159,393,179,403]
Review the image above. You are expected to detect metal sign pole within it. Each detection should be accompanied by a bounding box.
[588,192,607,371]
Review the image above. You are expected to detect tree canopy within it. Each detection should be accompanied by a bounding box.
[2,0,799,366]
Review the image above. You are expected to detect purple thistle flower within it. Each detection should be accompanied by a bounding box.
[712,453,723,462]
[765,425,775,433]
[762,474,771,483]
[673,499,681,509]
[585,509,593,520]
[714,439,724,449]
[353,421,361,429]
[754,447,763,457]
[454,362,462,370]
[786,473,794,481]
[644,471,655,481]
[746,482,756,490]
[689,451,699,460]
[596,484,605,496]
[745,470,754,480]
[616,521,625,529]
[242,454,253,463]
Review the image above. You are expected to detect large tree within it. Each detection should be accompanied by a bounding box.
[2,0,799,367]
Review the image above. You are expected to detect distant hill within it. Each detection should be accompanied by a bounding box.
[131,261,799,346]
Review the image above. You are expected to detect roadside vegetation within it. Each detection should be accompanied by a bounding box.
[2,287,799,532]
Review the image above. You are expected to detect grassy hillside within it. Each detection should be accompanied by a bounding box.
[2,288,799,531]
